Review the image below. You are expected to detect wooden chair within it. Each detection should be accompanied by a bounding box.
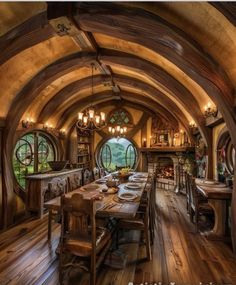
[189,175,213,232]
[82,168,93,185]
[68,172,82,192]
[117,183,152,261]
[185,172,191,214]
[99,167,109,177]
[47,177,67,240]
[92,167,100,181]
[59,193,111,285]
[138,175,156,245]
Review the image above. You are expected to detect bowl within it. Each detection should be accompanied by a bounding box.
[48,161,68,171]
[106,179,119,187]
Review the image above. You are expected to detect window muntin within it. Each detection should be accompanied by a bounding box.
[108,108,132,126]
[99,138,137,172]
[13,132,56,189]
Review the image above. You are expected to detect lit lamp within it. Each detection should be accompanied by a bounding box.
[150,135,153,147]
[143,138,147,147]
[22,117,34,128]
[189,121,196,128]
[204,102,218,117]
[108,125,128,137]
[76,63,106,131]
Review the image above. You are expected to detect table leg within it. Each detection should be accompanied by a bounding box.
[201,199,227,240]
[48,210,52,240]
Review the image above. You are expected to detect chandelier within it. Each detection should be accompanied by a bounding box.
[108,125,128,137]
[77,63,106,131]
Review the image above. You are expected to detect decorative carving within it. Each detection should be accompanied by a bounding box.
[48,177,67,199]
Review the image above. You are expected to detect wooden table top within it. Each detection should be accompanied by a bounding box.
[196,180,232,200]
[44,172,149,219]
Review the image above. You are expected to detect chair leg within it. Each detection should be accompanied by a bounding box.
[144,227,152,261]
[48,210,52,240]
[90,253,96,285]
[190,208,194,224]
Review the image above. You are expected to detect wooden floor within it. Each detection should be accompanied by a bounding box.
[1,189,236,285]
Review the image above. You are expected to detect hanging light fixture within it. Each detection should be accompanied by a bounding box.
[108,125,128,137]
[76,63,106,131]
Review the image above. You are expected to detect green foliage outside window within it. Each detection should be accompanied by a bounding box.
[13,132,55,189]
[100,138,137,172]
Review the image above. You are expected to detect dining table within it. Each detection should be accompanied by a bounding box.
[195,178,232,240]
[44,172,149,240]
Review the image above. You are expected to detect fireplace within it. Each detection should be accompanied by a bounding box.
[155,157,174,180]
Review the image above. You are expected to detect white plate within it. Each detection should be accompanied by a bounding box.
[118,192,137,201]
[82,184,99,191]
[134,174,146,178]
[125,183,141,189]
[96,179,107,184]
[131,178,144,182]
[204,180,218,185]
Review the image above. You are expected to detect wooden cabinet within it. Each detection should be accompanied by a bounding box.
[77,129,92,169]
[26,168,82,218]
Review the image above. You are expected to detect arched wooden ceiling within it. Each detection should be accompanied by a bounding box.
[0,1,236,149]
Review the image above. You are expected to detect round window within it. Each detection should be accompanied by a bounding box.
[13,132,56,189]
[99,138,137,172]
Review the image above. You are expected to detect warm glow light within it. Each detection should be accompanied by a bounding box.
[50,124,53,128]
[180,129,183,133]
[143,138,146,141]
[150,135,152,139]
[83,116,88,124]
[88,109,95,119]
[95,115,100,124]
[123,127,127,133]
[30,118,34,123]
[27,117,30,122]
[112,128,115,134]
[116,125,121,132]
[207,102,211,109]
[100,112,105,121]
[78,112,83,120]
[108,126,112,132]
[46,122,49,127]
[120,128,124,134]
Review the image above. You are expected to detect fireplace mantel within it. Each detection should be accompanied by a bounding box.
[140,146,195,153]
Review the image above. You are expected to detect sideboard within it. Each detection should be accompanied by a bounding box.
[26,168,83,218]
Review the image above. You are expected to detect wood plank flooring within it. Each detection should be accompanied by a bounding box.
[0,188,236,285]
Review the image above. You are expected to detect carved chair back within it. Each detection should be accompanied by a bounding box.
[68,172,82,192]
[83,168,93,185]
[61,193,96,242]
[93,167,100,181]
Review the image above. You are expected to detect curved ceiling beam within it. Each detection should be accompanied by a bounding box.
[39,73,203,143]
[38,74,189,127]
[56,90,179,130]
[0,12,55,66]
[34,49,201,125]
[60,94,194,143]
[75,3,236,144]
[55,90,193,143]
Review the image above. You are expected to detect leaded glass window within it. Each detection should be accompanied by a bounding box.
[108,108,132,126]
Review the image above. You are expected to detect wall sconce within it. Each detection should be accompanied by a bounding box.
[150,135,153,147]
[189,121,197,128]
[142,138,147,148]
[59,128,66,138]
[204,102,218,118]
[22,118,34,128]
[43,122,54,130]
